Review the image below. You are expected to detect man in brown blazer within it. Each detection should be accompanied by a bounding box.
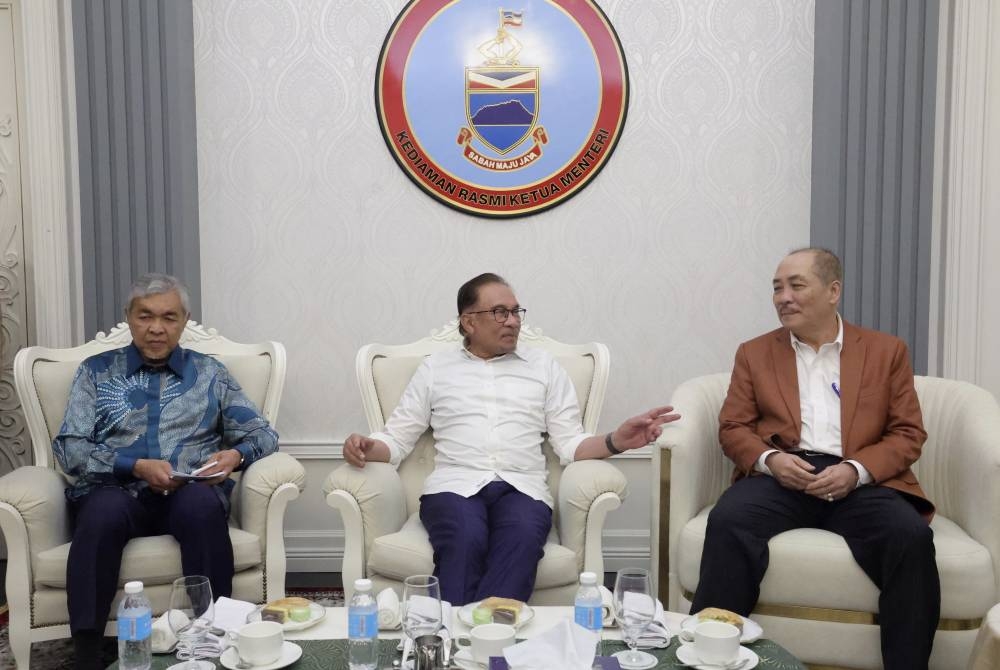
[691,248,939,670]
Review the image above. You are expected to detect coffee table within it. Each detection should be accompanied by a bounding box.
[122,606,806,669]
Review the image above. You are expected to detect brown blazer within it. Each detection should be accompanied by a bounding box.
[719,321,934,519]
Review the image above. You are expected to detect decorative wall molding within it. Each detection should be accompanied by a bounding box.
[18,0,83,347]
[936,0,1000,395]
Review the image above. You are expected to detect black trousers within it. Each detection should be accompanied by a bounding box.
[67,483,234,634]
[691,455,940,670]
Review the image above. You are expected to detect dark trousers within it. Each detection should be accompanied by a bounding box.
[67,484,234,634]
[691,455,940,670]
[419,480,551,606]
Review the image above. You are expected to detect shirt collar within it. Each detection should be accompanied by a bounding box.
[460,344,528,361]
[789,313,844,353]
[126,342,186,377]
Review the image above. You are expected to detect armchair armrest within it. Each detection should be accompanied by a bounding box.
[557,460,627,573]
[323,463,408,592]
[0,465,71,556]
[233,452,305,600]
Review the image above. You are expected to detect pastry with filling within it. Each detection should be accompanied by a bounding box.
[261,596,313,624]
[695,607,744,633]
[478,596,524,625]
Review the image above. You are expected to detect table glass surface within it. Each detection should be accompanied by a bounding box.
[115,606,806,670]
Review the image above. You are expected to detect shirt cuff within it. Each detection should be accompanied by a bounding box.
[114,455,138,479]
[233,444,251,471]
[369,431,401,467]
[844,459,873,487]
[755,449,779,475]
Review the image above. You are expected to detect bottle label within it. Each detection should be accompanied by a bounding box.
[117,609,152,641]
[574,604,602,631]
[348,610,377,639]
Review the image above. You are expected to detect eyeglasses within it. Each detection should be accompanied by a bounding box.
[464,307,527,323]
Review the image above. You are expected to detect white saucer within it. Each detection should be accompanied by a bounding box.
[680,615,764,643]
[220,641,302,670]
[676,643,759,669]
[166,662,215,670]
[612,649,658,670]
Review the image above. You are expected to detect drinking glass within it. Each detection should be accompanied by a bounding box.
[167,575,215,670]
[401,575,443,657]
[612,568,657,669]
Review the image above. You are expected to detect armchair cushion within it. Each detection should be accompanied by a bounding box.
[34,527,263,589]
[0,466,71,555]
[556,460,628,565]
[678,505,994,619]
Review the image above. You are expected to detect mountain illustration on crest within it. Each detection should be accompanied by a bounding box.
[470,99,534,125]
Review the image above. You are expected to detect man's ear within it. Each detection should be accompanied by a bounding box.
[828,280,842,306]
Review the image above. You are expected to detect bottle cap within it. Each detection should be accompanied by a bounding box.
[354,578,373,592]
[579,571,597,585]
[124,581,144,594]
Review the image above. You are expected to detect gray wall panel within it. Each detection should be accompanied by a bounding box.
[73,0,200,334]
[811,0,938,373]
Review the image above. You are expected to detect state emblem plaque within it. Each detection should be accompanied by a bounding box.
[376,1,629,217]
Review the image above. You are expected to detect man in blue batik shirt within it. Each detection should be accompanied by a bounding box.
[54,273,278,670]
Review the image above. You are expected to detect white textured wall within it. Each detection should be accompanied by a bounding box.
[193,0,815,572]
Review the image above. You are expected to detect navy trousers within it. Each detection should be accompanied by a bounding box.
[691,454,940,670]
[419,480,551,606]
[67,484,234,634]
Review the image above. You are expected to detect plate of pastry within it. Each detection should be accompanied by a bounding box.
[458,597,534,629]
[246,596,326,631]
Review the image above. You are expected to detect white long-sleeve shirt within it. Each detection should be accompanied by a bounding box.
[370,345,592,507]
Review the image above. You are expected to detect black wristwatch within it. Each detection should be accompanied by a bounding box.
[605,433,623,455]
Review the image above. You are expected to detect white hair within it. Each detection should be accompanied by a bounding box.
[125,273,191,315]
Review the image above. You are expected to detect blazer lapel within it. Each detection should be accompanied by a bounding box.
[840,323,866,452]
[771,331,801,434]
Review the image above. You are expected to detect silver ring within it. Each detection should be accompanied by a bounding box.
[162,490,169,497]
[826,493,834,502]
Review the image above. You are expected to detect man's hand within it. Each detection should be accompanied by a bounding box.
[132,459,183,495]
[197,449,242,486]
[803,462,859,501]
[764,452,819,491]
[343,434,390,468]
[611,405,682,451]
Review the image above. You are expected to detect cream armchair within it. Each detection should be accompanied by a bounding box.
[324,321,628,603]
[2,321,306,669]
[653,373,1000,670]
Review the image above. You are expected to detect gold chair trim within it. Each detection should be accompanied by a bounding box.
[680,589,981,630]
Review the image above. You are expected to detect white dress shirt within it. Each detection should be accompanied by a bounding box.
[756,315,872,486]
[370,345,592,508]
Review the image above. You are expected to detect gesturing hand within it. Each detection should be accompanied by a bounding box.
[610,405,682,452]
[343,433,378,468]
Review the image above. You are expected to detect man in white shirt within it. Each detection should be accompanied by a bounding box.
[344,273,679,605]
[691,249,938,669]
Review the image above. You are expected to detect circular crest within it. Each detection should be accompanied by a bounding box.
[376,0,629,217]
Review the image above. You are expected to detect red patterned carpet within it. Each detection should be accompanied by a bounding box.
[0,589,343,669]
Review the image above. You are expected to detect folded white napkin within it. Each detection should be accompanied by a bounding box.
[213,597,258,632]
[636,600,672,649]
[599,586,615,628]
[503,619,596,670]
[377,588,401,630]
[151,612,181,654]
[175,634,224,660]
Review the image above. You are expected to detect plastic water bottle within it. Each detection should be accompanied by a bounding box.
[574,571,603,654]
[348,578,378,670]
[117,581,152,670]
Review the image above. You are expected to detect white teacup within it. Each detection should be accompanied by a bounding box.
[692,621,740,664]
[456,623,516,664]
[233,620,284,666]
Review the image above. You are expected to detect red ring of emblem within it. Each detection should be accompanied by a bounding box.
[376,0,629,218]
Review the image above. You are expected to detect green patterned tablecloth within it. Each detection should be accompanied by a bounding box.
[121,637,806,669]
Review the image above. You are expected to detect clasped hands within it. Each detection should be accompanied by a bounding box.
[764,452,859,501]
[132,448,242,495]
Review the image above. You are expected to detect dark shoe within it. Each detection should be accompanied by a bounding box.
[72,631,106,670]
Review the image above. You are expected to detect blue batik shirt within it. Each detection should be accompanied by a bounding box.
[53,343,279,502]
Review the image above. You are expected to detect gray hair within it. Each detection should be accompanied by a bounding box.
[788,247,843,285]
[125,273,191,315]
